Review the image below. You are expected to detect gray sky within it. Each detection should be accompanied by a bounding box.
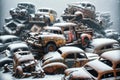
[0,0,120,31]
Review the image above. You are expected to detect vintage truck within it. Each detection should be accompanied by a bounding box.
[53,22,93,48]
[26,22,93,54]
[26,26,66,54]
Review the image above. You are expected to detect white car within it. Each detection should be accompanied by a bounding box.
[85,38,120,55]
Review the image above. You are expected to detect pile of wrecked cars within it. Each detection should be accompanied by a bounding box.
[0,1,120,80]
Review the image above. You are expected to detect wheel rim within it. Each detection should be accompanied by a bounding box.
[48,46,55,51]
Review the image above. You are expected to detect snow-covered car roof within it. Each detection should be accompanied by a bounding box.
[68,1,95,11]
[42,62,67,74]
[16,51,34,63]
[58,46,84,54]
[37,7,56,12]
[42,52,64,65]
[85,60,113,73]
[7,43,28,51]
[0,35,19,41]
[18,2,35,6]
[38,33,65,39]
[70,68,92,79]
[90,38,119,48]
[43,62,67,69]
[43,52,63,61]
[53,22,77,27]
[44,26,62,31]
[100,50,120,63]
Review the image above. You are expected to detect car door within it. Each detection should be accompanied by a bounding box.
[64,53,75,68]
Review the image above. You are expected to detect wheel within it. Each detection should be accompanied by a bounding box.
[15,66,23,78]
[44,43,57,53]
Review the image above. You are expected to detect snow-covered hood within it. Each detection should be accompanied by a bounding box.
[37,32,65,39]
[69,68,92,79]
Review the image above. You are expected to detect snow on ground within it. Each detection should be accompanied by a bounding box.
[0,71,64,80]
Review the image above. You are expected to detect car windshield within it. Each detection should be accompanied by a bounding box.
[99,59,112,67]
[101,72,114,79]
[12,47,29,53]
[38,9,49,12]
[13,37,20,41]
[43,29,62,34]
[84,65,98,78]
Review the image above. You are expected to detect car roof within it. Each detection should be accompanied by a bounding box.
[0,35,19,41]
[59,46,84,54]
[18,2,35,6]
[17,52,34,62]
[71,68,92,79]
[8,43,28,51]
[100,50,120,63]
[38,7,56,12]
[53,22,77,27]
[91,38,118,48]
[44,26,62,31]
[85,60,113,74]
[43,51,63,61]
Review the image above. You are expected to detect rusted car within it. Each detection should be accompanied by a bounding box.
[99,50,120,77]
[26,26,66,54]
[85,38,120,55]
[61,1,96,21]
[29,7,59,26]
[53,22,93,48]
[41,51,67,74]
[62,60,119,80]
[13,51,45,78]
[58,46,98,68]
[41,46,98,74]
[43,46,99,68]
